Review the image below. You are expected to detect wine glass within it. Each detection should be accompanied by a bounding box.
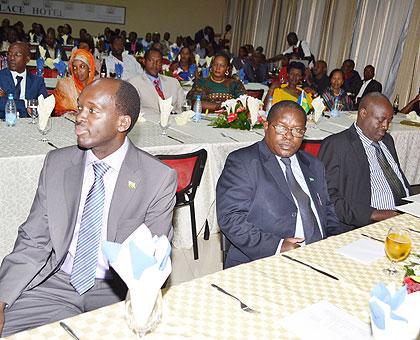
[37,116,52,142]
[27,99,38,124]
[109,71,117,79]
[159,118,170,136]
[384,226,411,275]
[181,99,192,112]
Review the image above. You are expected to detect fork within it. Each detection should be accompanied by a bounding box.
[220,132,239,142]
[211,283,259,313]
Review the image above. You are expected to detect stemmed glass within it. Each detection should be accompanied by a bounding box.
[384,226,411,275]
[181,99,192,112]
[159,118,170,136]
[27,99,38,124]
[37,116,52,142]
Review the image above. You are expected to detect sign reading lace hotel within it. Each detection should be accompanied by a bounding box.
[0,0,125,24]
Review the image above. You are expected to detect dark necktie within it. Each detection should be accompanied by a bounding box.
[281,158,322,244]
[371,141,406,206]
[15,75,23,99]
[154,79,165,99]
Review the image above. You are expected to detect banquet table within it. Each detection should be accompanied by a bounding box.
[6,213,420,339]
[0,112,419,261]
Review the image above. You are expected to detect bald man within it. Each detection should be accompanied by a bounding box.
[319,92,411,230]
[0,42,48,119]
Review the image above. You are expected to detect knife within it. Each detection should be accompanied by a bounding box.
[282,254,339,280]
[47,141,58,149]
[361,233,384,243]
[167,135,185,144]
[60,322,80,340]
[408,228,420,234]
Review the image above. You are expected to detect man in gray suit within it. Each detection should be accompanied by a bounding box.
[0,79,177,336]
[129,47,184,115]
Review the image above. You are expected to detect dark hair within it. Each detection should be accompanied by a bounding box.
[144,47,163,60]
[267,100,307,124]
[110,34,122,45]
[287,61,305,75]
[329,68,344,79]
[115,80,140,132]
[343,59,355,68]
[212,51,231,67]
[179,46,194,65]
[78,34,95,53]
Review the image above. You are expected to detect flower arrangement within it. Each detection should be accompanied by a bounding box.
[403,254,420,293]
[210,95,266,130]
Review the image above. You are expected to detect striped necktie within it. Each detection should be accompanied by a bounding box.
[154,79,165,99]
[70,162,110,295]
[15,75,23,100]
[371,141,406,206]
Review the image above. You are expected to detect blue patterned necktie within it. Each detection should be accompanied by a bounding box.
[70,162,110,295]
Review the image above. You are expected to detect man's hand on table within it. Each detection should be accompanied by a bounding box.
[281,237,304,252]
[0,301,5,336]
[371,209,400,222]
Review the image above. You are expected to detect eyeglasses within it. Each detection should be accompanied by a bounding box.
[271,123,306,138]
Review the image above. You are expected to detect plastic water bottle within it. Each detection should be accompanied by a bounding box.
[5,93,17,127]
[266,96,273,118]
[193,95,202,122]
[331,97,339,118]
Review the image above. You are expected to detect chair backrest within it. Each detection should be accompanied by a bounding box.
[246,89,264,100]
[157,149,207,205]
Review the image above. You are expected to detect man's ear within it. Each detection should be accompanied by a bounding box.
[359,107,367,120]
[118,115,131,133]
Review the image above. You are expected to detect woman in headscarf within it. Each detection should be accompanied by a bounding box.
[53,49,95,115]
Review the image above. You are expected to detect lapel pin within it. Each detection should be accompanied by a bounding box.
[309,177,315,182]
[128,181,136,189]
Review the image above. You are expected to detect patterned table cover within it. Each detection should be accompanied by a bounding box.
[6,214,420,339]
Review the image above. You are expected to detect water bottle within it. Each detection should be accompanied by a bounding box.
[331,97,339,118]
[57,49,61,61]
[266,96,273,118]
[5,93,17,127]
[193,95,202,122]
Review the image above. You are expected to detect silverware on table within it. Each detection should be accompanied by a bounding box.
[64,116,75,124]
[211,283,259,313]
[361,233,384,243]
[167,135,185,144]
[408,227,420,234]
[282,254,339,281]
[253,130,264,137]
[47,141,58,149]
[60,321,80,340]
[220,132,239,142]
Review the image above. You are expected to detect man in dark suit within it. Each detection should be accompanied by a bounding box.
[355,65,382,107]
[35,30,68,61]
[216,101,342,268]
[0,79,177,336]
[319,92,411,230]
[0,42,48,119]
[342,59,361,97]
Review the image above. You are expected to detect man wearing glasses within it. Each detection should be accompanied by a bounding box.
[216,100,342,268]
[0,42,48,119]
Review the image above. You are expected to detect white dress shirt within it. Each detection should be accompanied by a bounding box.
[105,52,143,80]
[282,40,311,58]
[61,138,129,279]
[356,79,372,99]
[275,154,323,253]
[10,69,27,101]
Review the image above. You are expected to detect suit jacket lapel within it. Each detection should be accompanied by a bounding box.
[5,70,16,93]
[348,125,370,170]
[107,141,143,241]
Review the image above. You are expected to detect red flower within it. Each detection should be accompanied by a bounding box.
[258,115,264,123]
[227,112,238,123]
[403,277,420,294]
[237,106,246,113]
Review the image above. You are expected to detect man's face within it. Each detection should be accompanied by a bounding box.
[342,61,353,73]
[145,33,151,42]
[45,33,55,48]
[263,107,306,157]
[313,61,326,76]
[358,98,393,142]
[239,47,247,59]
[111,38,124,57]
[144,50,162,76]
[164,32,170,41]
[75,81,128,159]
[287,34,298,46]
[364,66,374,80]
[8,43,29,73]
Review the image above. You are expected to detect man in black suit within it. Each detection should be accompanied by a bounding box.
[342,59,361,97]
[319,92,411,230]
[216,101,342,268]
[355,65,382,107]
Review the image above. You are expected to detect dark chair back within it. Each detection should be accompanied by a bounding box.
[246,89,264,100]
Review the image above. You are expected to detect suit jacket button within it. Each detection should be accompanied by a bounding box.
[292,212,297,217]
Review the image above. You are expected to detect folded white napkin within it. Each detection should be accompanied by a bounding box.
[29,32,35,43]
[205,56,212,68]
[37,94,55,130]
[38,45,46,59]
[195,54,200,66]
[407,111,418,122]
[122,50,129,57]
[44,58,55,69]
[158,96,173,127]
[175,110,194,126]
[62,34,68,45]
[102,224,171,327]
[247,96,262,126]
[221,98,237,115]
[93,36,99,47]
[312,96,325,123]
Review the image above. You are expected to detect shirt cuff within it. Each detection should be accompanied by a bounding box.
[275,239,284,255]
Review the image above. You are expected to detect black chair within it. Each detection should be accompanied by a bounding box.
[246,89,265,100]
[157,149,208,260]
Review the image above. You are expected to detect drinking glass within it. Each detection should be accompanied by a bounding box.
[37,116,52,142]
[384,226,411,275]
[109,71,117,79]
[27,99,39,124]
[159,118,170,136]
[181,99,192,112]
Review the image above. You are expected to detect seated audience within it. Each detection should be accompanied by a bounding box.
[243,52,269,83]
[141,32,152,51]
[277,55,289,83]
[105,35,143,80]
[0,42,48,119]
[187,52,246,111]
[53,49,96,115]
[341,59,361,96]
[169,46,196,81]
[232,46,248,71]
[129,47,184,114]
[0,78,177,337]
[194,26,215,44]
[355,65,382,106]
[35,30,68,61]
[216,100,342,268]
[401,93,420,115]
[266,61,313,107]
[305,60,329,95]
[125,32,142,55]
[219,24,232,50]
[161,32,171,55]
[319,93,411,230]
[282,32,314,63]
[321,69,354,111]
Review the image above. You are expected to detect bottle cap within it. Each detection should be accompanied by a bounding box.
[7,93,13,100]
[196,95,201,100]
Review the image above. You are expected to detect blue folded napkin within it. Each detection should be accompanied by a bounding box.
[115,63,124,79]
[171,47,180,56]
[54,60,67,77]
[239,68,245,81]
[36,58,44,76]
[201,67,209,78]
[167,52,173,61]
[178,71,189,81]
[188,64,197,79]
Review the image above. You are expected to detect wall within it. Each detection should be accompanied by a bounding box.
[2,0,226,38]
